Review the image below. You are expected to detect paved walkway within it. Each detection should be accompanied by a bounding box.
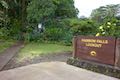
[0,42,24,71]
[0,62,119,80]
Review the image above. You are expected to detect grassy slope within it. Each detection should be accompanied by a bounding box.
[18,42,73,61]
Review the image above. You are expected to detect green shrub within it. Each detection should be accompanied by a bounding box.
[68,19,97,36]
[62,31,73,46]
[43,28,65,41]
[0,27,10,40]
[96,19,120,37]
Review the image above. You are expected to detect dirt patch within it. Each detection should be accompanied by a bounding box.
[3,52,72,71]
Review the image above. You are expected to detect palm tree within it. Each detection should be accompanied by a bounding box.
[0,0,9,27]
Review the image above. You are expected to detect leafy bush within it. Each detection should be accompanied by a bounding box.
[69,19,97,36]
[8,19,21,39]
[43,28,65,41]
[0,27,10,40]
[96,18,120,37]
[62,31,73,46]
[23,30,44,43]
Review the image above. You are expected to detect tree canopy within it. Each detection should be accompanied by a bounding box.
[27,0,78,23]
[90,4,120,24]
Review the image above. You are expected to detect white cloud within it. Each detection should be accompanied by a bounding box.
[74,0,120,17]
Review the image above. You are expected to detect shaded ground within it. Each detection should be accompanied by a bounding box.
[3,52,72,71]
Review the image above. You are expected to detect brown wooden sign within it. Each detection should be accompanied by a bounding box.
[73,36,116,65]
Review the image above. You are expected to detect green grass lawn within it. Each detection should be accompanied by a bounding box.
[18,42,73,61]
[0,40,15,53]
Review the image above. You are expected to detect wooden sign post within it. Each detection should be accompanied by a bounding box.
[73,36,120,68]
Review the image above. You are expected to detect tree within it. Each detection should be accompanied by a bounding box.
[90,4,120,24]
[0,0,9,27]
[27,0,56,23]
[27,0,78,24]
[0,0,29,40]
[66,18,97,36]
[0,0,28,28]
[53,0,78,18]
[26,0,78,42]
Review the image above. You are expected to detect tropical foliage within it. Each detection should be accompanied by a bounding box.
[96,18,120,37]
[0,0,120,45]
[91,4,120,24]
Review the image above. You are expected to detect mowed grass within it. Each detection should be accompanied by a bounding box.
[0,40,15,53]
[18,42,73,61]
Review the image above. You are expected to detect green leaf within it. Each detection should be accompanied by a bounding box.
[0,0,9,9]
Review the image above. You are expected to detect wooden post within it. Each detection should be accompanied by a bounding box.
[73,36,77,58]
[115,38,120,68]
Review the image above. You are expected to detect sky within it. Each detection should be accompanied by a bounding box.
[74,0,120,17]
